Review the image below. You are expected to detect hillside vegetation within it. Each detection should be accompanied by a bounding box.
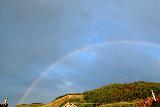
[16,81,160,107]
[16,94,83,107]
[16,103,44,107]
[83,81,160,104]
[40,94,83,107]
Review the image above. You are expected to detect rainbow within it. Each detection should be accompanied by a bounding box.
[18,40,160,104]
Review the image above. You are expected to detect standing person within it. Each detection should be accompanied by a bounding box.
[4,97,8,107]
[0,97,8,107]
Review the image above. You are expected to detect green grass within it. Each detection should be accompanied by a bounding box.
[99,102,136,107]
[16,103,44,107]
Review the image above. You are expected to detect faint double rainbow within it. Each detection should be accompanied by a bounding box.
[18,40,160,104]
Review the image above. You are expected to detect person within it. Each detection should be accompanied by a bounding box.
[0,97,8,107]
[4,97,8,107]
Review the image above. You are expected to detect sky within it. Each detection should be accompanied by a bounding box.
[0,0,160,106]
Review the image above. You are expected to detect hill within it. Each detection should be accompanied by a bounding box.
[16,81,160,107]
[83,81,160,104]
[16,94,84,107]
[40,94,83,107]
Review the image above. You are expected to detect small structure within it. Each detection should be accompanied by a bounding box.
[63,102,77,107]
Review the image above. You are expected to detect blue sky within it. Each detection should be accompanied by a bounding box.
[1,0,160,106]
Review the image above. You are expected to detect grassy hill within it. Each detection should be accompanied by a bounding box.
[16,94,84,107]
[16,81,160,107]
[40,94,83,107]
